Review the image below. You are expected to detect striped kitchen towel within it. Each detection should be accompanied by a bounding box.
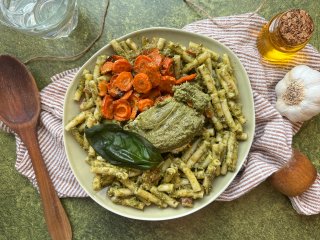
[1,13,319,215]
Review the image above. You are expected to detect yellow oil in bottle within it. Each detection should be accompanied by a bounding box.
[257,10,314,61]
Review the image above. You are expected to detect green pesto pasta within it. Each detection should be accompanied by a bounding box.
[65,36,248,210]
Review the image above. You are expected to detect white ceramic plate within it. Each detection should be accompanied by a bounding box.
[63,27,255,221]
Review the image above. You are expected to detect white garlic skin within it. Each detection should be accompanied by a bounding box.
[275,65,320,122]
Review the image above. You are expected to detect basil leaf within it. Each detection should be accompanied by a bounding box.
[85,123,163,170]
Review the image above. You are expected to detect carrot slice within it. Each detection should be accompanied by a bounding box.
[141,48,156,55]
[120,90,133,100]
[129,91,141,101]
[176,73,197,84]
[112,72,133,92]
[101,95,114,119]
[107,81,123,98]
[112,55,125,61]
[143,67,161,87]
[161,57,174,76]
[138,98,154,112]
[132,73,153,93]
[98,79,108,96]
[108,87,122,98]
[130,105,138,120]
[134,55,161,87]
[147,48,163,67]
[134,55,156,73]
[109,74,118,84]
[113,99,131,121]
[112,59,132,74]
[159,75,176,93]
[141,87,161,100]
[100,61,114,74]
[106,55,125,62]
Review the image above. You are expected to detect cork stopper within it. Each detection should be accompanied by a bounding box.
[278,9,314,46]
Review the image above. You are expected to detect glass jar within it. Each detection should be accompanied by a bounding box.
[0,0,78,39]
[257,9,314,61]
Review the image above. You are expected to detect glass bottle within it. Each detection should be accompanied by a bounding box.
[257,9,314,61]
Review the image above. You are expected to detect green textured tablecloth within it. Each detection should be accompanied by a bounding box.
[0,0,319,239]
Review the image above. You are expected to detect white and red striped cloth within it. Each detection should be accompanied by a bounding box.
[1,13,319,215]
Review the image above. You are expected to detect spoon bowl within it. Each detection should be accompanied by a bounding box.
[0,55,39,126]
[0,55,72,240]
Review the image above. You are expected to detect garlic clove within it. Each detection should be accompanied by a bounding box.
[290,64,309,82]
[299,66,320,87]
[275,77,288,97]
[298,100,320,121]
[305,86,320,103]
[269,149,317,197]
[276,101,304,122]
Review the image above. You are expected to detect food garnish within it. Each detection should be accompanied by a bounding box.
[85,123,163,170]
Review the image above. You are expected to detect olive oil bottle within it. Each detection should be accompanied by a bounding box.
[257,9,314,61]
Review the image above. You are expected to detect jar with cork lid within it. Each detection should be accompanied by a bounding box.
[257,9,314,61]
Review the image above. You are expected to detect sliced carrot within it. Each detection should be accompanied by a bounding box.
[106,55,125,62]
[109,74,118,83]
[176,73,197,84]
[143,67,161,87]
[132,73,153,94]
[112,59,132,74]
[161,57,174,76]
[107,83,123,98]
[107,75,118,92]
[134,55,156,73]
[141,87,161,100]
[161,57,173,69]
[120,89,133,100]
[106,81,112,90]
[129,91,141,102]
[114,116,128,121]
[159,75,176,93]
[138,98,154,112]
[141,48,156,55]
[98,79,108,96]
[113,99,132,121]
[130,105,138,120]
[112,55,125,61]
[127,89,144,118]
[147,48,163,67]
[112,72,133,92]
[100,61,114,74]
[133,54,161,87]
[101,95,114,119]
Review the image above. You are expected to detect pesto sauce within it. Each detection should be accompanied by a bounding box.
[125,98,204,152]
[173,82,211,112]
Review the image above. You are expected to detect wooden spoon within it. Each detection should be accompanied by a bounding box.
[0,55,72,240]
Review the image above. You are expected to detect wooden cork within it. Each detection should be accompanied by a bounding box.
[278,9,314,46]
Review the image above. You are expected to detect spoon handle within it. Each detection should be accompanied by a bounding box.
[19,127,72,240]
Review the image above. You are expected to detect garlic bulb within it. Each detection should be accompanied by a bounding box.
[275,65,320,122]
